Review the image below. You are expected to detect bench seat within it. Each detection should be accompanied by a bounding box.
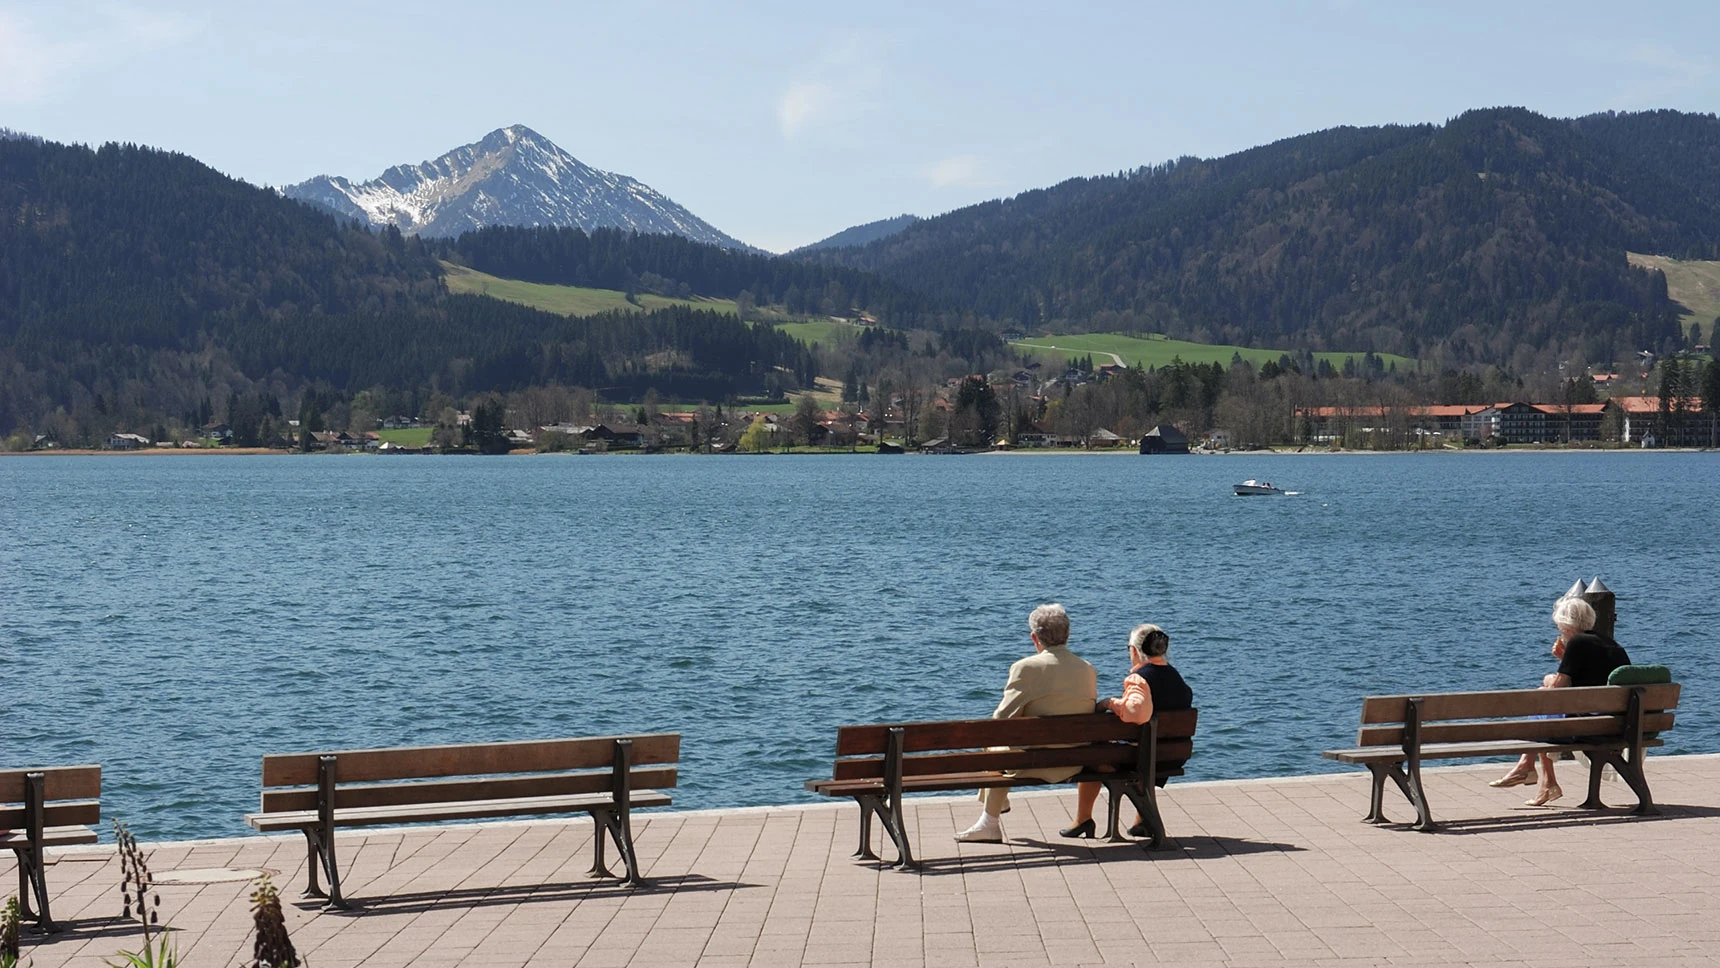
[808,711,1197,869]
[0,824,100,850]
[247,734,677,906]
[1326,737,1665,766]
[1322,684,1677,831]
[2,766,101,933]
[806,767,1185,799]
[246,790,673,832]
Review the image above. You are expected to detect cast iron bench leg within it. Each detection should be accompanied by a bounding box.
[1101,780,1125,842]
[17,846,57,933]
[1579,750,1609,810]
[852,796,881,860]
[1364,764,1391,823]
[588,809,615,878]
[300,827,347,909]
[1616,748,1657,815]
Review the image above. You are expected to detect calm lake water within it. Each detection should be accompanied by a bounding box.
[3,452,1717,842]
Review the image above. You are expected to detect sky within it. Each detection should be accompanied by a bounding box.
[3,1,1719,253]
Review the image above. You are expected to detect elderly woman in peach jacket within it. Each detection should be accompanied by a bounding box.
[1060,623,1194,839]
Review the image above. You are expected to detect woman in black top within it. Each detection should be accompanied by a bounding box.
[1489,597,1629,805]
[1060,623,1193,838]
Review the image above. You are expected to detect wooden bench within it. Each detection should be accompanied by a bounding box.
[1,765,100,933]
[1322,683,1679,831]
[805,710,1197,869]
[245,734,677,906]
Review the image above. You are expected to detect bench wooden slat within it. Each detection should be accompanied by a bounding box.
[245,790,673,831]
[262,734,680,786]
[835,710,1196,755]
[0,800,102,829]
[1325,736,1667,765]
[1358,684,1680,724]
[0,766,102,802]
[831,739,1193,781]
[1356,712,1676,747]
[0,825,100,850]
[808,765,1188,797]
[259,767,678,813]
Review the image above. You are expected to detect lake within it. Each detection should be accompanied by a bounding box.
[3,451,1716,842]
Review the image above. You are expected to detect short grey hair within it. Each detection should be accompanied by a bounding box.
[1552,597,1597,633]
[1028,603,1070,648]
[1129,623,1169,657]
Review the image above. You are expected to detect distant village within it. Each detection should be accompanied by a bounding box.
[40,355,1716,455]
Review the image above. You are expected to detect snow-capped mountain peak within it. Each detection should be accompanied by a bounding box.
[283,125,755,250]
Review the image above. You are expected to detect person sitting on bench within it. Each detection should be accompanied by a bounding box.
[1060,623,1194,838]
[1489,597,1630,805]
[954,603,1098,843]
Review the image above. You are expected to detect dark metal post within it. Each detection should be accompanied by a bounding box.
[1582,578,1616,638]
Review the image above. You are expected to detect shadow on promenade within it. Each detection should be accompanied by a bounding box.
[1374,801,1720,836]
[20,917,175,948]
[304,874,760,916]
[904,835,1304,876]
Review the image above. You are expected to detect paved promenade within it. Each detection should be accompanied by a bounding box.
[12,754,1720,968]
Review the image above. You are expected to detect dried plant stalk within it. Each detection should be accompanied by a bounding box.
[247,876,298,968]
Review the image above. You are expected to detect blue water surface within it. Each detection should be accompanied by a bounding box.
[3,451,1716,841]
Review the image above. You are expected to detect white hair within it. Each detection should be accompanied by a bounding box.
[1129,623,1169,657]
[1552,597,1597,633]
[1028,603,1070,648]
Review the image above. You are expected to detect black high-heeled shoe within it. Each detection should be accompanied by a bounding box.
[1058,818,1096,839]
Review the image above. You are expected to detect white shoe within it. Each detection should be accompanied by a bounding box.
[954,820,1002,843]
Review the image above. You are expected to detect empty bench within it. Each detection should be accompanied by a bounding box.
[1322,682,1679,831]
[806,710,1197,869]
[2,765,100,933]
[245,734,677,906]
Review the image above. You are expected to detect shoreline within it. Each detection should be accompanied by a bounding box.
[6,445,1715,458]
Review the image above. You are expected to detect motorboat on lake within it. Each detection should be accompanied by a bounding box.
[1233,479,1285,496]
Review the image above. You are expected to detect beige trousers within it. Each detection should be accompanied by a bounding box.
[979,765,1083,816]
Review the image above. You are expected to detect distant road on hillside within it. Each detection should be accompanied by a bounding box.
[1014,342,1127,366]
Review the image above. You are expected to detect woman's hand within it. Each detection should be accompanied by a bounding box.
[1551,637,1566,659]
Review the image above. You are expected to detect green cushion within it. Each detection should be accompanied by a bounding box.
[1608,664,1672,686]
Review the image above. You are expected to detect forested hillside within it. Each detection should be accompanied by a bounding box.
[811,108,1720,367]
[441,225,939,324]
[0,138,816,440]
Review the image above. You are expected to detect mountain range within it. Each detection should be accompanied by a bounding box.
[809,107,1720,363]
[793,214,920,253]
[284,125,757,251]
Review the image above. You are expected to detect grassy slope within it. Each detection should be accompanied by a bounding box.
[377,427,433,447]
[1011,332,1419,371]
[441,262,739,316]
[439,262,1418,370]
[1629,253,1720,342]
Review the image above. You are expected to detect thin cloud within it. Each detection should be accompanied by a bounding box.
[775,37,884,140]
[1605,42,1712,109]
[922,154,989,188]
[777,79,838,138]
[0,6,197,105]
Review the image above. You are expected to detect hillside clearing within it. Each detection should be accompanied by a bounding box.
[441,262,738,316]
[1629,252,1720,342]
[1011,333,1419,372]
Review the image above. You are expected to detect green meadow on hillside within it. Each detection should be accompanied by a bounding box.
[1629,253,1720,342]
[1011,332,1420,371]
[441,262,738,316]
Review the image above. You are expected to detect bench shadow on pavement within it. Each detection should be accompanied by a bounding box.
[301,874,758,916]
[1394,801,1720,836]
[911,835,1304,875]
[20,918,180,948]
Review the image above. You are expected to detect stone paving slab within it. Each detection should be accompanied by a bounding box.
[9,753,1720,967]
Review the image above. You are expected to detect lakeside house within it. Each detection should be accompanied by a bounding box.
[1139,425,1189,454]
[1297,396,1707,446]
[107,432,151,450]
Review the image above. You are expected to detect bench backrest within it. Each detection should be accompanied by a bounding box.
[0,766,102,830]
[256,734,679,814]
[829,711,1198,781]
[1355,684,1680,747]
